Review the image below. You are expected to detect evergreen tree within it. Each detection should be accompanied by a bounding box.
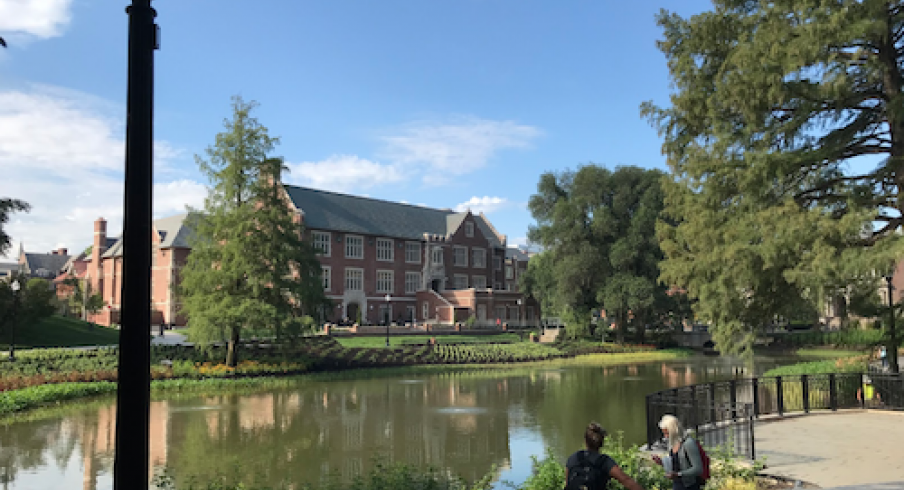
[526,165,671,341]
[0,198,29,256]
[642,1,904,357]
[179,96,328,366]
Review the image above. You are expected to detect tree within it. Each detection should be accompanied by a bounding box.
[0,198,30,256]
[642,1,904,357]
[526,165,671,342]
[179,96,329,366]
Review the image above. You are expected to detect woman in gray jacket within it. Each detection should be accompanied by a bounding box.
[651,414,704,490]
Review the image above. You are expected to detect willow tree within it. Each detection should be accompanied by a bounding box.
[179,96,328,366]
[643,1,904,357]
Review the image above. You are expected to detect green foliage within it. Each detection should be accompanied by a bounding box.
[0,381,115,415]
[777,329,887,348]
[0,197,29,255]
[644,1,904,356]
[179,96,329,366]
[0,315,118,349]
[763,357,867,377]
[526,166,678,343]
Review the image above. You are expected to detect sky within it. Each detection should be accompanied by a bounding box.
[0,0,715,262]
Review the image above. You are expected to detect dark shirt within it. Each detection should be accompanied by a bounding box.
[565,450,616,490]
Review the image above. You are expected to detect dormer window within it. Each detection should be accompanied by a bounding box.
[465,222,474,237]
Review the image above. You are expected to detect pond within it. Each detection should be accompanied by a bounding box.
[0,355,802,489]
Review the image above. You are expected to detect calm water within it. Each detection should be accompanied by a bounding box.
[0,355,801,490]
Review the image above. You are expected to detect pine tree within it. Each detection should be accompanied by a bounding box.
[643,1,904,357]
[179,96,328,366]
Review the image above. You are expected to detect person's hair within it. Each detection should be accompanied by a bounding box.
[584,422,607,451]
[658,414,684,448]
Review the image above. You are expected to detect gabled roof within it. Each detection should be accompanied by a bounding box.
[283,185,505,247]
[103,213,193,258]
[505,247,530,262]
[22,253,70,276]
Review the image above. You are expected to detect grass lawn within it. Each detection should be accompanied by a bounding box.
[5,316,120,349]
[795,347,866,358]
[335,333,523,348]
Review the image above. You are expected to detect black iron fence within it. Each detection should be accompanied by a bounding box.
[645,372,904,460]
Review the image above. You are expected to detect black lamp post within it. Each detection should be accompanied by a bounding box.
[884,275,900,374]
[9,279,20,362]
[385,294,391,347]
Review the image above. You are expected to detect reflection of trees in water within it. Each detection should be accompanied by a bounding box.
[164,378,512,488]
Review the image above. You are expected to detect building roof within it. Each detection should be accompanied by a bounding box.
[103,213,193,258]
[283,185,505,247]
[505,247,530,262]
[21,253,71,277]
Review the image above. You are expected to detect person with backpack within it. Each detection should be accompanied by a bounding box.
[651,414,709,490]
[565,422,645,490]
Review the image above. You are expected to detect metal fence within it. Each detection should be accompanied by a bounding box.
[645,372,904,460]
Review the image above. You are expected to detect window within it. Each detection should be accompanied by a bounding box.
[431,247,443,264]
[422,301,429,319]
[494,282,502,290]
[405,242,421,263]
[322,266,331,291]
[376,270,394,293]
[345,268,363,291]
[379,305,392,324]
[453,246,468,267]
[472,248,486,268]
[493,256,502,270]
[345,235,363,259]
[495,306,506,320]
[509,306,520,320]
[505,265,514,279]
[405,272,421,294]
[453,274,468,290]
[477,304,487,320]
[406,305,416,322]
[471,275,486,289]
[507,281,515,291]
[376,238,394,262]
[312,231,331,256]
[465,222,474,237]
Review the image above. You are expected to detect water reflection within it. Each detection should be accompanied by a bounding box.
[0,355,797,490]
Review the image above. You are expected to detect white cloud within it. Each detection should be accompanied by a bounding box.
[379,117,541,185]
[0,86,203,259]
[0,0,73,40]
[454,196,510,214]
[284,154,404,193]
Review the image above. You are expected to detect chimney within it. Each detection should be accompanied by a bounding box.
[58,248,67,256]
[91,217,107,293]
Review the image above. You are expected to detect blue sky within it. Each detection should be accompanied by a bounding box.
[0,0,714,260]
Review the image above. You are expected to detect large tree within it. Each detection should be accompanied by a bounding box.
[526,165,675,341]
[179,96,329,366]
[0,198,29,256]
[643,1,904,357]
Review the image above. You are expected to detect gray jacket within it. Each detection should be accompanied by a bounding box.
[673,437,704,488]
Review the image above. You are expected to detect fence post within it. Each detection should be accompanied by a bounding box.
[829,373,837,411]
[752,377,760,418]
[646,395,653,449]
[802,374,810,413]
[691,385,699,433]
[729,379,738,421]
[776,376,784,416]
[749,413,756,461]
[709,382,717,424]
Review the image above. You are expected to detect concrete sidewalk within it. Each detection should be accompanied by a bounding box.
[756,411,904,488]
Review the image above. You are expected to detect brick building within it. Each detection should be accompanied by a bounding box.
[80,184,537,328]
[284,185,538,327]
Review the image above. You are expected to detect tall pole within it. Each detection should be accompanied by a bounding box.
[886,275,899,374]
[114,2,156,489]
[385,294,390,347]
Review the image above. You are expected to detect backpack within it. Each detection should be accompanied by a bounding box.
[565,451,607,490]
[682,437,711,484]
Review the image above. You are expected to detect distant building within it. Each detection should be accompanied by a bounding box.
[0,262,16,282]
[77,183,538,328]
[17,244,71,281]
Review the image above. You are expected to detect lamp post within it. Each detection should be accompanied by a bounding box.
[9,279,20,361]
[516,298,523,328]
[384,294,391,347]
[884,275,900,374]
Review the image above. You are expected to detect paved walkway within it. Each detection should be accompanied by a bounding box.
[756,411,904,489]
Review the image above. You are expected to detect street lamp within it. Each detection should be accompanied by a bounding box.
[884,275,900,374]
[384,294,391,347]
[9,279,20,361]
[516,298,523,328]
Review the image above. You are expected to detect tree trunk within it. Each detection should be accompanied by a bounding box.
[616,308,626,344]
[226,326,240,367]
